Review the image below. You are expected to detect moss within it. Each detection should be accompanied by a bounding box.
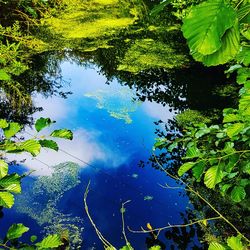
[175,109,211,127]
[117,38,189,73]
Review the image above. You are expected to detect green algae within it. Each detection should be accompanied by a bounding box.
[16,162,83,249]
[85,87,141,124]
[117,38,189,73]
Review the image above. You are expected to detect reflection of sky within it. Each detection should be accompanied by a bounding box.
[1,62,198,249]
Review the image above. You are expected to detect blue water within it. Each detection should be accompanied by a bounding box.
[1,62,194,249]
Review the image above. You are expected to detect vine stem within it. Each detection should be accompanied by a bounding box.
[128,216,221,233]
[153,154,250,244]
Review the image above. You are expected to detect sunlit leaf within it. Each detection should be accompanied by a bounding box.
[149,246,161,250]
[0,69,11,81]
[18,139,41,156]
[0,160,8,179]
[178,162,196,176]
[208,242,226,250]
[36,234,62,249]
[7,223,29,240]
[3,122,22,139]
[192,161,206,181]
[182,0,236,55]
[227,236,244,250]
[50,129,73,140]
[0,191,14,208]
[150,0,171,17]
[0,174,21,194]
[226,123,245,138]
[204,165,223,188]
[35,117,55,132]
[0,119,8,129]
[39,139,59,151]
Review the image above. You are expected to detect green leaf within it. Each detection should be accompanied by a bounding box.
[3,122,22,139]
[204,165,223,188]
[237,46,250,66]
[35,117,54,132]
[220,184,232,196]
[182,0,236,55]
[237,67,250,85]
[192,161,206,181]
[208,242,226,250]
[120,243,134,250]
[0,119,8,129]
[0,160,8,179]
[226,123,245,138]
[50,129,73,140]
[18,139,41,156]
[185,146,201,159]
[0,191,14,208]
[227,236,244,250]
[0,174,21,193]
[7,223,29,240]
[223,113,240,123]
[150,0,171,17]
[178,162,196,176]
[242,162,250,175]
[36,234,62,249]
[39,139,59,151]
[0,69,11,81]
[149,246,161,250]
[192,22,240,66]
[195,127,211,138]
[230,186,246,202]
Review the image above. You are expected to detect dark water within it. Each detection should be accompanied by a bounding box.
[0,61,204,249]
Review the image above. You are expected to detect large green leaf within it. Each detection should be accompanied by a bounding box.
[227,236,244,250]
[230,186,246,202]
[192,161,206,181]
[184,146,201,159]
[0,174,21,194]
[0,160,8,179]
[0,191,14,208]
[18,139,41,156]
[182,0,236,55]
[204,165,223,188]
[178,162,196,176]
[192,22,240,66]
[3,122,22,139]
[39,139,59,151]
[36,234,62,249]
[35,117,55,132]
[50,129,73,140]
[7,223,29,240]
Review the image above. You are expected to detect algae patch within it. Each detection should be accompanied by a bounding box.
[85,87,141,124]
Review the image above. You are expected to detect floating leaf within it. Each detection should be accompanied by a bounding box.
[182,0,236,55]
[7,223,29,240]
[50,129,73,140]
[0,191,14,208]
[178,162,196,176]
[35,117,55,132]
[36,234,62,249]
[39,139,59,151]
[0,160,8,179]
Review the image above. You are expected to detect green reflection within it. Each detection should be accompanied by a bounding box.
[16,162,83,249]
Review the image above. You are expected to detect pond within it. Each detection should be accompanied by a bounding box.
[0,0,242,249]
[1,59,201,249]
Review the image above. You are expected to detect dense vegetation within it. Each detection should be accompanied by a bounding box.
[0,0,249,249]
